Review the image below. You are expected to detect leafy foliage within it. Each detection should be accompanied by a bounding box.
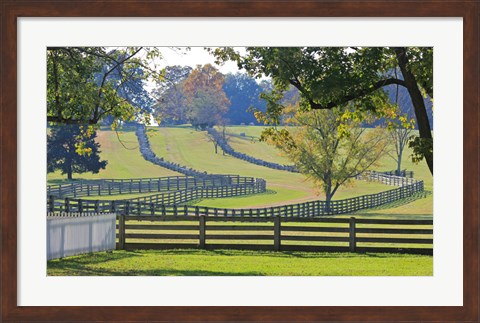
[222,73,266,125]
[153,66,192,124]
[182,64,230,129]
[47,125,107,180]
[47,47,162,126]
[264,107,388,208]
[211,47,433,174]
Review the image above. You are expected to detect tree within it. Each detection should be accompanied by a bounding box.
[263,107,388,210]
[47,47,162,126]
[388,128,413,175]
[212,47,433,174]
[152,66,192,125]
[182,64,230,129]
[47,125,107,180]
[222,73,266,125]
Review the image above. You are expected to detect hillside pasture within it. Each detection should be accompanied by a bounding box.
[47,127,180,183]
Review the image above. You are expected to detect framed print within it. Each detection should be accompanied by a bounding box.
[1,1,478,322]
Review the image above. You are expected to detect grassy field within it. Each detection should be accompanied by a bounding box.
[47,127,180,183]
[46,125,433,276]
[47,249,432,276]
[50,125,433,215]
[146,126,429,210]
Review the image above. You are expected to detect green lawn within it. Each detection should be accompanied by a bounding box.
[147,126,418,209]
[47,127,180,182]
[47,249,432,276]
[46,125,433,277]
[50,125,432,215]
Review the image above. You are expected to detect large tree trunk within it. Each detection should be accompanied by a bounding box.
[66,152,73,180]
[395,47,433,175]
[324,183,333,213]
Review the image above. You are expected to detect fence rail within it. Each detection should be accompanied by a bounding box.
[207,127,299,173]
[48,182,424,216]
[116,215,433,255]
[48,172,423,216]
[47,175,266,198]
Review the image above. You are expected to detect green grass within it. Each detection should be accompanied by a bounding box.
[222,126,294,165]
[47,249,432,276]
[48,125,432,215]
[146,126,413,209]
[47,127,180,182]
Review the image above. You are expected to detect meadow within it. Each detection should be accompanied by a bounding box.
[47,125,433,276]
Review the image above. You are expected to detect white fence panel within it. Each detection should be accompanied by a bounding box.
[47,213,116,260]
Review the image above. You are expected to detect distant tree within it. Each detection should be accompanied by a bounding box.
[205,131,220,154]
[152,65,192,125]
[388,128,413,175]
[263,107,388,211]
[183,64,230,129]
[47,125,107,180]
[222,73,266,125]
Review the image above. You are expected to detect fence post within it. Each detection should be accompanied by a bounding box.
[48,195,54,212]
[199,215,206,249]
[349,217,356,252]
[274,216,281,251]
[64,198,70,213]
[118,214,126,250]
[150,203,155,216]
[125,201,130,215]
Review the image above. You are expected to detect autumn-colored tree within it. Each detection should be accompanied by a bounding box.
[153,66,193,124]
[264,107,388,210]
[182,64,230,129]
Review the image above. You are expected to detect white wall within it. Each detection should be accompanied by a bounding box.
[47,213,116,260]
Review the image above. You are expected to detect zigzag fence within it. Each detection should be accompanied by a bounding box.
[206,127,299,173]
[47,175,265,198]
[47,172,424,217]
[381,170,414,178]
[136,125,210,177]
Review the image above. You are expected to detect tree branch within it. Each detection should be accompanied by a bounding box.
[289,77,407,110]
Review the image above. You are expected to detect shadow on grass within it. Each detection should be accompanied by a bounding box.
[47,250,262,276]
[47,249,429,276]
[353,191,432,213]
[127,248,412,259]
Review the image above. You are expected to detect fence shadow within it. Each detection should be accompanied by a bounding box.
[355,191,432,212]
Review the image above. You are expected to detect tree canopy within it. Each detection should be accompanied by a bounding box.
[47,125,107,180]
[264,106,388,208]
[153,64,230,129]
[47,47,162,127]
[212,47,433,174]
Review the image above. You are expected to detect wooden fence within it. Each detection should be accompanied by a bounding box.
[356,170,418,186]
[47,175,266,198]
[48,178,423,216]
[206,127,299,173]
[116,215,433,255]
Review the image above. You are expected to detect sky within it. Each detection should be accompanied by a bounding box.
[155,47,244,75]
